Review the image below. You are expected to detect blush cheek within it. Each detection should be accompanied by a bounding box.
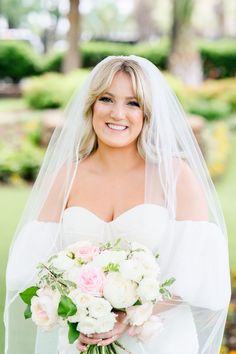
[128,115,143,135]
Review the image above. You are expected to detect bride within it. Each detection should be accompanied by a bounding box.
[4,55,231,354]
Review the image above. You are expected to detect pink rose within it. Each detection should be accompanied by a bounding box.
[75,246,99,262]
[67,242,99,263]
[76,265,105,297]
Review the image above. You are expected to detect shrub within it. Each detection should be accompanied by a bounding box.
[81,41,131,67]
[0,142,44,183]
[22,119,42,146]
[194,78,236,112]
[199,39,236,79]
[204,121,230,180]
[163,71,192,106]
[14,142,44,181]
[43,50,64,73]
[1,39,236,81]
[0,145,14,182]
[186,98,232,121]
[43,40,169,72]
[22,69,90,109]
[23,73,66,109]
[184,78,236,121]
[0,40,41,82]
[42,39,236,80]
[130,40,169,69]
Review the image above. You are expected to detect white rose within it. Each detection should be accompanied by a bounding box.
[130,242,152,255]
[138,315,164,341]
[126,303,153,326]
[65,266,81,284]
[132,252,160,277]
[88,297,112,318]
[77,316,98,335]
[68,309,88,323]
[50,251,75,271]
[68,289,92,308]
[103,273,138,309]
[92,250,127,268]
[97,313,117,333]
[66,241,93,253]
[137,277,161,302]
[31,287,60,330]
[119,259,144,282]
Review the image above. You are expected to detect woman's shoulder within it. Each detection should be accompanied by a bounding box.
[175,159,209,221]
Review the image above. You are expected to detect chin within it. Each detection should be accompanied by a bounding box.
[104,140,131,148]
[96,134,132,148]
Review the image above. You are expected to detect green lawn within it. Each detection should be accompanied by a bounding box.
[0,98,27,112]
[0,133,236,352]
[0,185,30,352]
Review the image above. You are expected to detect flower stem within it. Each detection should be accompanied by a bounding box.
[40,263,67,288]
[114,341,132,353]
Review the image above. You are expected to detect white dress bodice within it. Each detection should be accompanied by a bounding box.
[61,203,168,251]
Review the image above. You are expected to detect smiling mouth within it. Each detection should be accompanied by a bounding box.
[106,123,128,131]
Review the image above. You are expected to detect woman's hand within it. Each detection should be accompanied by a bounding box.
[76,311,128,352]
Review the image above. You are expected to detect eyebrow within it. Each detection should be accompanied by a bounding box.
[103,91,138,100]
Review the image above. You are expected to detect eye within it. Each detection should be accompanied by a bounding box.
[128,101,140,107]
[98,96,112,103]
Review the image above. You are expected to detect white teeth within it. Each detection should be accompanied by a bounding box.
[107,123,127,131]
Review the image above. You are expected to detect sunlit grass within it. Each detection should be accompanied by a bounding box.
[0,184,30,351]
[0,98,27,112]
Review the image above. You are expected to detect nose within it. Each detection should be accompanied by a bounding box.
[110,103,126,120]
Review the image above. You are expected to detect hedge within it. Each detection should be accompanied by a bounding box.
[22,69,90,109]
[0,40,41,82]
[1,39,236,82]
[43,39,236,79]
[22,66,236,123]
[199,39,236,79]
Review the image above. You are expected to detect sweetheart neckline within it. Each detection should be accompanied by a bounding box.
[63,203,168,225]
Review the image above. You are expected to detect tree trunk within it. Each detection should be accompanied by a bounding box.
[134,0,157,41]
[168,0,203,86]
[214,0,226,38]
[63,0,80,73]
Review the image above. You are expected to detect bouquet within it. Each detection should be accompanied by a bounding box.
[20,238,175,353]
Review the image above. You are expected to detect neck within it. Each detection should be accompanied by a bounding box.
[92,141,144,173]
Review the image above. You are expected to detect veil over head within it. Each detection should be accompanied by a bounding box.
[4,55,231,354]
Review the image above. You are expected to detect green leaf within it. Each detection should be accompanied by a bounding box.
[58,295,77,318]
[159,288,171,299]
[24,304,32,319]
[113,238,121,248]
[133,299,142,306]
[47,255,58,263]
[160,277,176,287]
[19,286,39,305]
[67,321,80,344]
[67,251,75,259]
[103,263,119,272]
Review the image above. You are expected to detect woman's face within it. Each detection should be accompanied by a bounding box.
[92,71,144,149]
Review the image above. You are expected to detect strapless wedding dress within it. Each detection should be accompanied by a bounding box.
[57,203,230,354]
[7,203,230,354]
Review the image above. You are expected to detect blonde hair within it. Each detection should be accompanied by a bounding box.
[78,57,152,160]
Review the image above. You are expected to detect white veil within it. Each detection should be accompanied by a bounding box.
[4,55,231,354]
